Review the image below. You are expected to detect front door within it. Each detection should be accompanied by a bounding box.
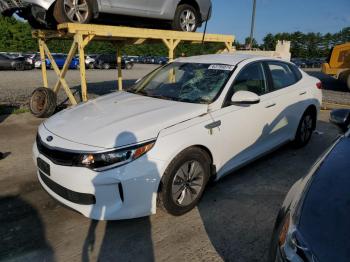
[210,62,286,177]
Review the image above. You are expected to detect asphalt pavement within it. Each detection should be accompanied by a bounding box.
[0,111,340,261]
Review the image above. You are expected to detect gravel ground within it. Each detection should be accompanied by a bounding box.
[0,111,340,261]
[0,64,158,106]
[0,66,349,109]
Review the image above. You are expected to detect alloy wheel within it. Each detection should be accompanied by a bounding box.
[179,9,196,32]
[300,115,313,143]
[64,0,89,23]
[172,160,205,206]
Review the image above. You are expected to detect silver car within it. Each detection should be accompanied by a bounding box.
[0,0,211,31]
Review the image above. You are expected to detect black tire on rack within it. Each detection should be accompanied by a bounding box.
[29,87,57,118]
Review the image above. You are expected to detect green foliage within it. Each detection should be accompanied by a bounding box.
[0,16,349,59]
[262,28,350,58]
[0,16,37,52]
[244,37,259,48]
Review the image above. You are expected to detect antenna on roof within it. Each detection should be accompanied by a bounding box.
[201,6,212,54]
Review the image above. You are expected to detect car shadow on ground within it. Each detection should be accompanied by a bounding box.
[0,195,54,261]
[197,119,338,262]
[82,131,156,262]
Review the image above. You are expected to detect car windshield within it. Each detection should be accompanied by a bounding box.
[128,62,234,104]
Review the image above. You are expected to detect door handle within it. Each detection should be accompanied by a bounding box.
[205,120,221,129]
[299,91,307,95]
[265,103,276,108]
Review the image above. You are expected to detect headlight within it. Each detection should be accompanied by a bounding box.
[79,141,155,171]
[278,213,315,262]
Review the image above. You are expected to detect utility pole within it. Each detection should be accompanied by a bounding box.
[249,0,257,49]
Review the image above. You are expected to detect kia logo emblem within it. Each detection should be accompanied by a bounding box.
[46,136,53,142]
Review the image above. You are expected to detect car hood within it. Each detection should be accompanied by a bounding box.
[297,136,350,261]
[44,91,208,149]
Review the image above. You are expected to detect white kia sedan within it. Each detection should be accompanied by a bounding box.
[33,54,322,220]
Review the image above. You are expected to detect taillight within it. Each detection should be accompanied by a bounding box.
[316,82,322,89]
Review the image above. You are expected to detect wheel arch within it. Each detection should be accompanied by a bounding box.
[178,0,200,13]
[304,104,317,130]
[48,0,99,18]
[157,144,215,193]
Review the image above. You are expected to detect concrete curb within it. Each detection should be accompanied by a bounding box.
[321,102,350,110]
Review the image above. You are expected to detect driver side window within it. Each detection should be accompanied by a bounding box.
[231,62,268,96]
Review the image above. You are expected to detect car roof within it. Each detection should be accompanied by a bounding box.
[175,53,277,66]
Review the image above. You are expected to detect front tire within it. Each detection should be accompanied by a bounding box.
[292,109,315,148]
[172,4,200,32]
[158,147,211,216]
[53,0,93,24]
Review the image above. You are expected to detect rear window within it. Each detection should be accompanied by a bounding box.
[267,61,298,90]
[290,64,303,81]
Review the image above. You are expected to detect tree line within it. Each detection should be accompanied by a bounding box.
[239,27,350,58]
[0,16,349,58]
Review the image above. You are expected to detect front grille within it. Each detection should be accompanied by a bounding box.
[0,0,28,13]
[36,135,80,166]
[39,171,96,205]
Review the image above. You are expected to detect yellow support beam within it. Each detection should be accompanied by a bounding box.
[43,43,77,105]
[53,41,78,93]
[76,33,88,102]
[33,23,235,107]
[116,44,123,91]
[38,38,48,88]
[57,23,234,43]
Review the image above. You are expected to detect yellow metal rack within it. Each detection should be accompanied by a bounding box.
[33,23,234,105]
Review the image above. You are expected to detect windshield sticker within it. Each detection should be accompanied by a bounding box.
[208,65,235,71]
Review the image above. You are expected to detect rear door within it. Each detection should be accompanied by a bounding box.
[264,61,306,143]
[145,0,173,17]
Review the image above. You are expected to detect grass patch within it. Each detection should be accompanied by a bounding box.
[0,105,29,115]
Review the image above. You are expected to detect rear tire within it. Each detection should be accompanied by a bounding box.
[53,0,93,24]
[158,147,210,216]
[292,109,315,148]
[172,4,200,32]
[29,87,57,118]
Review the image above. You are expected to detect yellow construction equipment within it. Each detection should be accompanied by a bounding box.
[322,42,350,90]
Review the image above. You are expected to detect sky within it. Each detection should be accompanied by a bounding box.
[200,0,350,43]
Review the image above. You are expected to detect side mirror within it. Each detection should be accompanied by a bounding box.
[231,91,260,105]
[330,109,350,133]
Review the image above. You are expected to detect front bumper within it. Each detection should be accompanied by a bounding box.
[33,140,167,220]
